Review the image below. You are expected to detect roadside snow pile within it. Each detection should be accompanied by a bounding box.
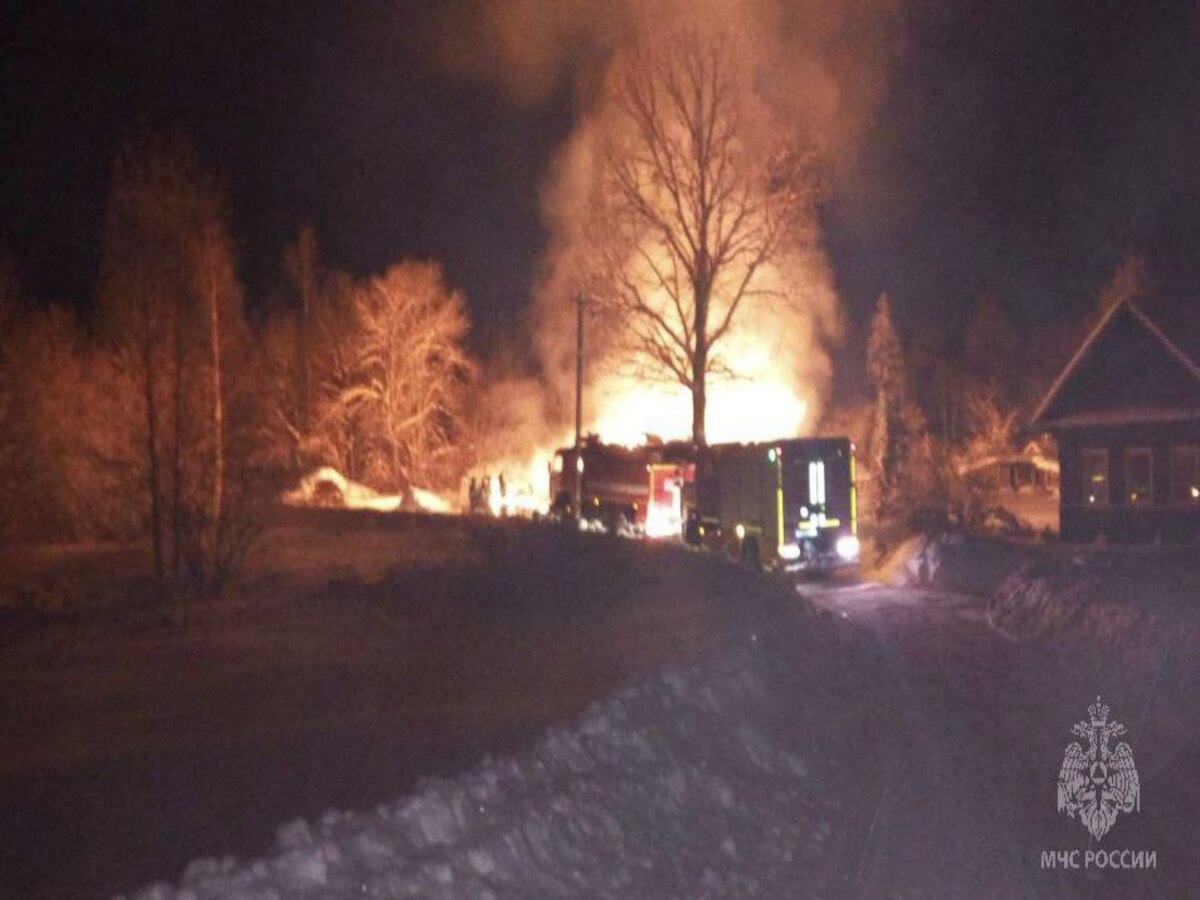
[120,637,836,900]
[974,542,1200,746]
[881,532,1200,679]
[283,468,454,514]
[875,532,1045,597]
[989,545,1200,678]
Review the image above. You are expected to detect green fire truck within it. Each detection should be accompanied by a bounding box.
[687,437,860,570]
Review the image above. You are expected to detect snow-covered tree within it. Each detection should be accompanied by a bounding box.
[867,293,936,526]
[343,262,473,494]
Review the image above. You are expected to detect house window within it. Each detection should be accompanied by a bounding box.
[1124,447,1153,506]
[1082,448,1109,506]
[1169,445,1200,505]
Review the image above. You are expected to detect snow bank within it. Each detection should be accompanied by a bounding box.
[878,532,1200,736]
[989,546,1200,676]
[983,543,1200,752]
[118,637,835,900]
[873,532,1046,597]
[880,531,1200,685]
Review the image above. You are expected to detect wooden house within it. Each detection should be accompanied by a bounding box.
[1030,299,1200,543]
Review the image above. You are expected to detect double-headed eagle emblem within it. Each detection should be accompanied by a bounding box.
[1057,696,1140,841]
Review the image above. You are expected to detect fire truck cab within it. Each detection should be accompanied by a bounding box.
[689,437,860,571]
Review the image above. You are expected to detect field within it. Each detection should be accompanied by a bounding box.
[0,510,773,899]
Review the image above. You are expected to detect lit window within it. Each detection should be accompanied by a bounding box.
[1082,448,1109,506]
[1125,447,1153,506]
[1169,445,1200,505]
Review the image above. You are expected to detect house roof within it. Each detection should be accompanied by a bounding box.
[1030,298,1200,429]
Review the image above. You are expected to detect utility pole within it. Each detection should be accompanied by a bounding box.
[574,292,585,522]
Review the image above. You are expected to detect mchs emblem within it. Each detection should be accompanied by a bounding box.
[1057,697,1140,841]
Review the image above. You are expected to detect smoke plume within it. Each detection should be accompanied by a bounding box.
[438,0,905,475]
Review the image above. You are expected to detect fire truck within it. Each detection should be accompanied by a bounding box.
[549,438,656,530]
[687,437,860,570]
[645,444,696,539]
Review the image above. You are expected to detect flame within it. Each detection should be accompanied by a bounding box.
[587,278,813,446]
[472,447,558,516]
[471,296,814,516]
[590,376,808,447]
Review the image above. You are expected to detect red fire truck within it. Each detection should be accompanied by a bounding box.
[638,439,693,538]
[549,438,656,531]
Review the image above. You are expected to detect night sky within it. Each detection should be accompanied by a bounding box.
[3,1,1199,375]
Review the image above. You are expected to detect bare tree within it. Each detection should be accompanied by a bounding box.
[264,269,365,480]
[261,304,307,471]
[97,135,261,594]
[264,227,347,476]
[185,218,249,588]
[589,32,811,446]
[96,136,206,583]
[283,225,321,437]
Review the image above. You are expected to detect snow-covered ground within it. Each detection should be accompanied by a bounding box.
[7,517,1200,899]
[871,530,1046,596]
[119,634,841,900]
[0,513,855,900]
[879,532,1200,705]
[879,530,1200,756]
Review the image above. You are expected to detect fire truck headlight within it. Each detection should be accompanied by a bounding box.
[836,534,860,561]
[734,524,745,540]
[777,542,801,561]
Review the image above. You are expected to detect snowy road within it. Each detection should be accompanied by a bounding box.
[798,580,1198,900]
